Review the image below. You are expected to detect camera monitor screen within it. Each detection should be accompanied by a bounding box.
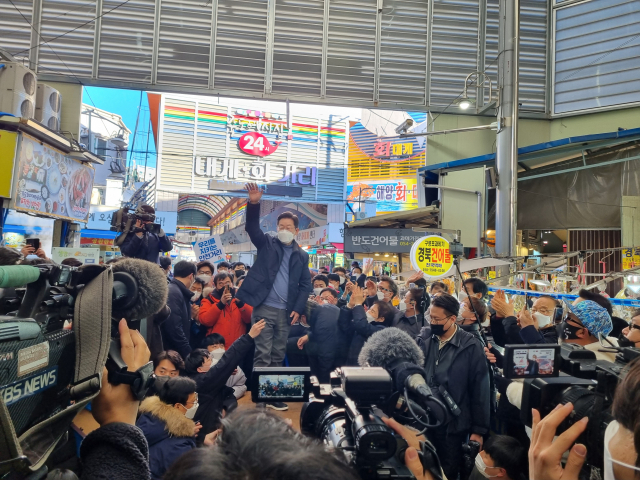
[504,345,561,379]
[251,367,311,403]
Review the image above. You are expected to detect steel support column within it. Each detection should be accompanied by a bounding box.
[495,0,519,258]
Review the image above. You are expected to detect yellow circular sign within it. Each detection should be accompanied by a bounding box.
[410,235,454,278]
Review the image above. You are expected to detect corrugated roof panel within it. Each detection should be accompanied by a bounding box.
[271,0,324,96]
[38,0,96,77]
[213,0,269,91]
[156,0,212,87]
[0,0,33,64]
[325,0,377,100]
[519,0,547,112]
[429,0,479,107]
[98,0,155,82]
[378,0,430,105]
[554,0,640,114]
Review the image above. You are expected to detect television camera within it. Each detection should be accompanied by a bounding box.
[110,204,162,246]
[518,339,640,471]
[0,259,167,478]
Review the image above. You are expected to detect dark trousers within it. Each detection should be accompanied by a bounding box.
[426,429,467,480]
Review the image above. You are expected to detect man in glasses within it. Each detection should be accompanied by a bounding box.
[417,293,490,480]
[517,295,561,344]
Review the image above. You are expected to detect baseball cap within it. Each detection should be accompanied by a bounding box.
[567,300,612,337]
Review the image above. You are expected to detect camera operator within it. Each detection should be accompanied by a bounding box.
[79,320,151,479]
[120,204,172,264]
[417,293,490,480]
[529,358,640,480]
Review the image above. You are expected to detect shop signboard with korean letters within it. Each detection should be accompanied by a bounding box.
[344,228,425,253]
[156,96,348,204]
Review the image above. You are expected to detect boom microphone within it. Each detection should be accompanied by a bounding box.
[110,258,168,320]
[358,327,450,427]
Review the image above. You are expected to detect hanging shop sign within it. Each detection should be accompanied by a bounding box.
[0,130,18,198]
[410,235,454,278]
[347,179,418,214]
[10,134,95,222]
[86,205,178,235]
[195,157,317,187]
[344,227,425,253]
[229,109,288,137]
[622,248,640,270]
[295,223,343,248]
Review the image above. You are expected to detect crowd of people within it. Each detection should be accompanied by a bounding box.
[2,188,640,480]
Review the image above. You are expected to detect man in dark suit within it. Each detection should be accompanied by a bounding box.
[525,354,540,375]
[162,260,197,359]
[236,183,311,411]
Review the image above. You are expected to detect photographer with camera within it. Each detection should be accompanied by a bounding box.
[417,293,490,480]
[120,204,172,264]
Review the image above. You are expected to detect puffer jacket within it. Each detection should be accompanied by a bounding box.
[136,396,196,480]
[199,287,253,347]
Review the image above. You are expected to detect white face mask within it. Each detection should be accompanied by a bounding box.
[604,420,640,480]
[199,275,212,285]
[210,348,225,360]
[277,229,295,244]
[184,401,199,420]
[313,287,323,296]
[475,453,500,478]
[339,276,346,285]
[376,291,385,301]
[366,312,377,323]
[399,301,407,312]
[458,290,469,302]
[533,312,551,329]
[191,292,201,302]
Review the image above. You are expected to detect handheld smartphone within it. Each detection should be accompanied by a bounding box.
[350,275,357,282]
[251,367,311,403]
[26,238,40,250]
[504,344,561,379]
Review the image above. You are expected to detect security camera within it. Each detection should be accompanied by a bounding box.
[395,119,414,135]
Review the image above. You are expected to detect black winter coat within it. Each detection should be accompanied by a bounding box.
[416,326,491,436]
[519,324,560,344]
[161,279,193,360]
[187,333,255,444]
[338,305,387,366]
[236,202,311,314]
[79,422,150,479]
[307,303,343,382]
[120,230,173,264]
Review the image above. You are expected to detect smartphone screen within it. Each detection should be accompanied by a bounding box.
[26,238,40,250]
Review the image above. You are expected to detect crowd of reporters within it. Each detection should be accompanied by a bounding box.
[2,195,640,480]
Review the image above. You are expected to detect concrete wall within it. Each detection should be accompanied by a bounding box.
[425,106,640,166]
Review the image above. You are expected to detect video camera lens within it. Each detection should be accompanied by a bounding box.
[353,416,397,461]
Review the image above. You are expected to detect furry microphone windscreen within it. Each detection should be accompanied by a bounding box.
[111,258,168,320]
[358,327,425,368]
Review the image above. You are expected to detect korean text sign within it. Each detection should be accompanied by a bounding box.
[410,235,454,278]
[193,235,226,264]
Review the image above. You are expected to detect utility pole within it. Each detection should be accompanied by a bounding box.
[494,0,520,261]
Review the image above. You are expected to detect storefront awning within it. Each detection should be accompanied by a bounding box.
[348,206,439,229]
[81,229,117,246]
[2,225,27,235]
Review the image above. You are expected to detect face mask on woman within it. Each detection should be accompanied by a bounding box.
[604,420,640,480]
[366,312,377,323]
